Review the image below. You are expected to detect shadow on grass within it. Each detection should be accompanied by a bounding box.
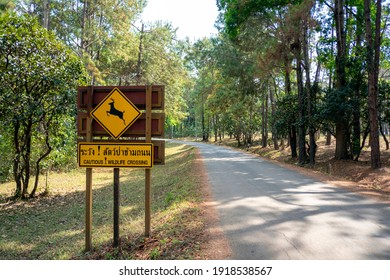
[0,142,203,260]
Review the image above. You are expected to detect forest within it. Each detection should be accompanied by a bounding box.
[0,0,390,199]
[185,0,390,171]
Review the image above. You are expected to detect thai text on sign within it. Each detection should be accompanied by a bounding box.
[78,143,153,168]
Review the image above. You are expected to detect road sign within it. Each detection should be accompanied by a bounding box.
[77,112,165,138]
[78,85,165,251]
[78,143,153,168]
[78,85,164,110]
[90,88,141,139]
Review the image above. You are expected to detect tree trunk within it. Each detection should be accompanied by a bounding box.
[326,131,332,145]
[326,22,334,149]
[350,4,365,160]
[261,91,268,148]
[201,91,208,141]
[290,126,298,158]
[335,121,350,160]
[352,102,361,158]
[296,48,307,165]
[136,23,144,85]
[213,115,218,142]
[355,126,370,161]
[380,124,389,150]
[352,51,363,158]
[80,0,89,54]
[43,0,50,29]
[303,16,316,165]
[334,0,350,160]
[364,0,382,169]
[284,55,296,158]
[270,79,279,150]
[13,120,22,198]
[21,118,33,199]
[31,123,52,198]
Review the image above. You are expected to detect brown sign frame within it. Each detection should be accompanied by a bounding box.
[78,85,164,110]
[78,85,165,252]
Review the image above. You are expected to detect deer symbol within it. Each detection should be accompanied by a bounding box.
[107,98,126,125]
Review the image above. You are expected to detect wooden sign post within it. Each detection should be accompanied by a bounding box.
[145,86,152,237]
[113,167,120,247]
[77,85,165,251]
[85,86,93,252]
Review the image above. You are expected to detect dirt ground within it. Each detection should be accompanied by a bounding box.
[194,149,232,259]
[196,137,390,259]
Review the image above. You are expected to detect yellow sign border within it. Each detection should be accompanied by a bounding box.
[90,87,142,139]
[78,142,153,168]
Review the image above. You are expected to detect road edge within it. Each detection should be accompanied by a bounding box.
[193,148,233,259]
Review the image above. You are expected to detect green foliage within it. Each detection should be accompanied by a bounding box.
[182,35,265,144]
[274,94,298,138]
[12,0,145,85]
[379,81,390,124]
[0,0,15,12]
[217,0,303,39]
[319,87,355,124]
[41,115,79,172]
[0,130,13,182]
[139,22,190,127]
[5,1,192,175]
[1,0,388,185]
[212,0,390,164]
[0,12,86,197]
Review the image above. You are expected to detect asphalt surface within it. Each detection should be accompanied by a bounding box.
[173,140,390,260]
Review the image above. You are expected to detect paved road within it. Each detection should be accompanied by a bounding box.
[173,140,390,260]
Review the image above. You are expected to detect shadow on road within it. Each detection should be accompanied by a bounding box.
[177,140,390,260]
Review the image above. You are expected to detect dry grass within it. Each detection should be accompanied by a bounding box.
[0,142,213,260]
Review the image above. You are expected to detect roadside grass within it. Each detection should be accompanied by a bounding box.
[0,142,206,260]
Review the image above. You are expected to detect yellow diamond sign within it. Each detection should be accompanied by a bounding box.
[90,88,141,139]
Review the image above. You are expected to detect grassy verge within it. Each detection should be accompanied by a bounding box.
[0,142,207,260]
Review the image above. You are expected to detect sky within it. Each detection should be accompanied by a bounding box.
[141,0,220,41]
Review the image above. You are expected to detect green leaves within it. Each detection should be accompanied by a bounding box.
[0,12,86,197]
[218,0,303,39]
